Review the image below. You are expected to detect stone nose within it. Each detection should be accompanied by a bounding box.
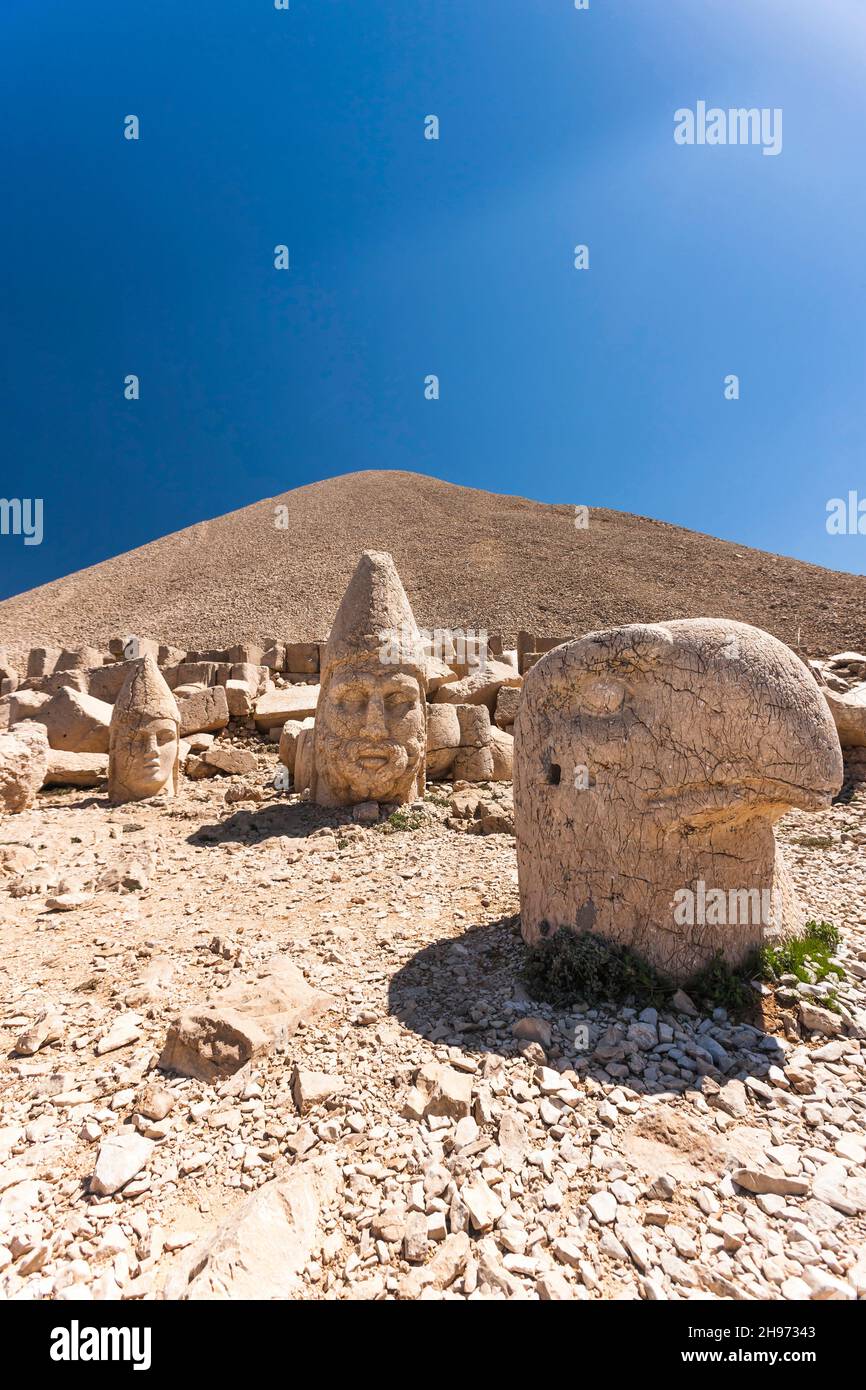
[360,694,388,738]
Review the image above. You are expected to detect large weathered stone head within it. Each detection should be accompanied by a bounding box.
[514,619,843,981]
[312,551,427,807]
[109,655,181,803]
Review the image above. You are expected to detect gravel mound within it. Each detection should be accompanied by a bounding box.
[1,470,863,660]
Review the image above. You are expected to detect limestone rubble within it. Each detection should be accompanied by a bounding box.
[1,610,866,1304]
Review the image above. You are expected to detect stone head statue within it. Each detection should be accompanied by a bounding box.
[514,619,843,982]
[109,655,181,803]
[312,550,427,807]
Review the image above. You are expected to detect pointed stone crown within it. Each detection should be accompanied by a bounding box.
[113,654,180,726]
[323,550,427,681]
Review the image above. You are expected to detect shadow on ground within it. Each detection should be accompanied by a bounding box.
[187,796,353,846]
[388,915,786,1095]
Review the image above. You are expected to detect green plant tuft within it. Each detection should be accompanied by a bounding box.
[522,928,670,1008]
[521,919,845,1018]
[760,920,843,985]
[376,808,426,834]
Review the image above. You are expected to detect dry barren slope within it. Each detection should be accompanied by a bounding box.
[1,470,864,660]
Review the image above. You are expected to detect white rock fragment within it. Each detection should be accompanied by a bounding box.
[90,1133,154,1196]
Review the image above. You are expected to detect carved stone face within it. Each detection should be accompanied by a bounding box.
[514,619,843,981]
[109,715,178,801]
[315,664,425,805]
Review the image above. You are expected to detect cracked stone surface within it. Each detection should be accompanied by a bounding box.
[312,552,427,809]
[513,620,843,981]
[108,657,181,804]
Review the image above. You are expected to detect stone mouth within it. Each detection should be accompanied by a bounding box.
[353,746,391,768]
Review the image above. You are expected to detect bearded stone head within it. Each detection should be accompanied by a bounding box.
[109,655,180,803]
[514,619,843,981]
[312,551,427,808]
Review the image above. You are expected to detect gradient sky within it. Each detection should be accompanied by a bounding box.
[2,0,865,602]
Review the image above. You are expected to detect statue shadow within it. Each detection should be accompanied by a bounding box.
[834,781,858,806]
[38,793,107,810]
[186,796,353,847]
[388,915,788,1094]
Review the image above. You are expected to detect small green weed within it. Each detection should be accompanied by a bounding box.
[376,809,426,834]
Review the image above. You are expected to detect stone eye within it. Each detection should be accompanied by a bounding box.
[579,678,626,715]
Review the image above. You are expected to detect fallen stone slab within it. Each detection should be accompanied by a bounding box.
[83,662,129,704]
[452,705,495,782]
[224,680,254,717]
[489,725,513,780]
[494,684,521,728]
[279,717,315,774]
[461,1175,504,1234]
[95,1013,142,1055]
[42,750,108,787]
[812,1170,866,1216]
[8,689,52,723]
[201,744,257,776]
[56,645,104,672]
[424,656,458,694]
[425,704,461,779]
[158,956,335,1081]
[177,685,230,737]
[822,684,866,748]
[26,647,62,679]
[284,643,320,675]
[254,685,320,731]
[36,686,113,753]
[187,731,215,752]
[169,1155,339,1299]
[432,660,522,713]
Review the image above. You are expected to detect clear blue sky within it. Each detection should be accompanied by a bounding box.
[2,0,864,602]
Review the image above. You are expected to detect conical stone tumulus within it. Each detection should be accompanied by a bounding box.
[108,655,181,803]
[312,550,427,808]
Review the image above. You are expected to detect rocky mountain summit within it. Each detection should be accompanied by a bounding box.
[1,471,864,660]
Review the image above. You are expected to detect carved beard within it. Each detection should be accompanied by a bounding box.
[316,729,423,803]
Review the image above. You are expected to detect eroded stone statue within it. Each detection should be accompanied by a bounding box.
[312,550,427,807]
[109,655,181,802]
[514,619,843,982]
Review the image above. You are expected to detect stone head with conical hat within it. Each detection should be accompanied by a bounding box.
[312,550,427,807]
[109,654,181,802]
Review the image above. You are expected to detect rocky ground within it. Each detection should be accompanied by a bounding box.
[1,733,865,1301]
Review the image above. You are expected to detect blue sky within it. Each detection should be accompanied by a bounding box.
[2,0,865,601]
